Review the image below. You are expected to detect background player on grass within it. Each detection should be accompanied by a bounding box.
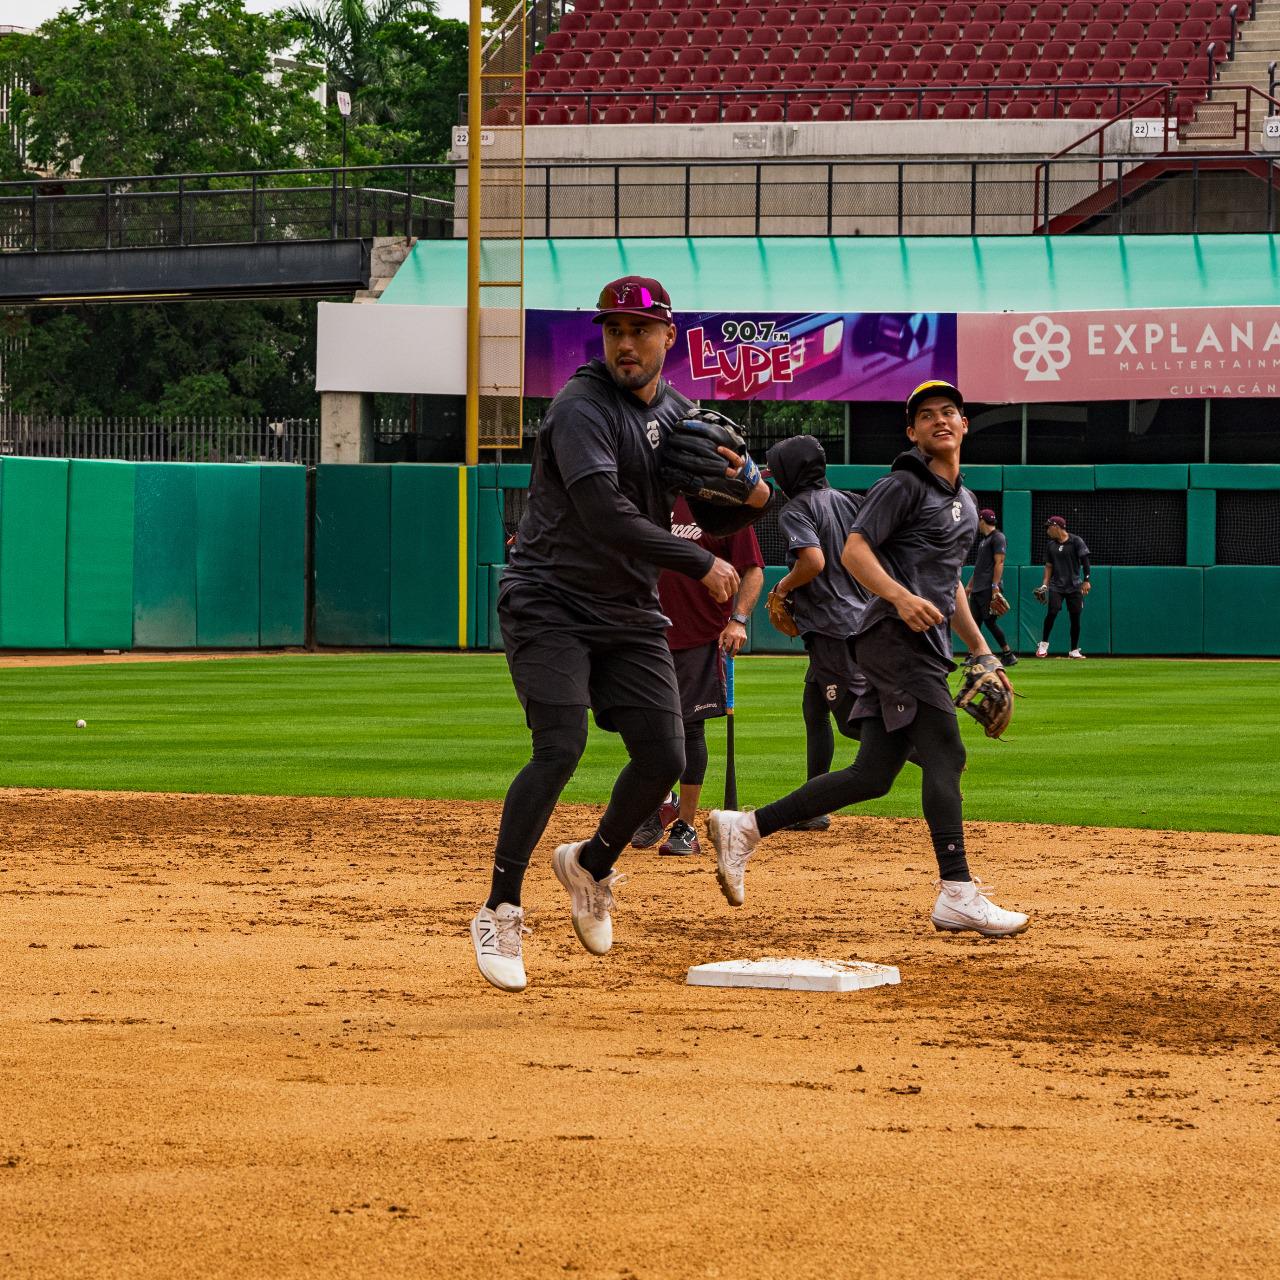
[470,275,774,993]
[1036,516,1091,659]
[630,495,764,857]
[706,380,1030,940]
[968,508,1018,666]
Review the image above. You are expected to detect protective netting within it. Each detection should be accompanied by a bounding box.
[1030,491,1187,567]
[1215,492,1280,566]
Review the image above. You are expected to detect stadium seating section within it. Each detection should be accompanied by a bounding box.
[510,0,1250,124]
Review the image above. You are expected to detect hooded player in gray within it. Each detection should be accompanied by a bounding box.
[766,436,869,831]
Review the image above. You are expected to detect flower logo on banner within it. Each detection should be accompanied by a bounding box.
[1012,315,1072,381]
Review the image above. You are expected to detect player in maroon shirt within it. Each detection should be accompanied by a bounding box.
[631,494,765,856]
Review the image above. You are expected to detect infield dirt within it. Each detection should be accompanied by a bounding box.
[1,789,1277,1280]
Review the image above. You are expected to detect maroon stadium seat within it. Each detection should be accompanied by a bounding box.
[1010,40,1039,62]
[1130,0,1158,16]
[960,22,991,44]
[794,6,823,26]
[1042,40,1071,62]
[878,100,909,118]
[981,43,1011,63]
[1067,100,1099,117]
[1037,2,1064,21]
[786,101,815,121]
[753,64,782,85]
[1074,41,1104,63]
[663,103,693,123]
[1098,1,1128,21]
[602,105,631,124]
[676,10,705,32]
[1064,2,1093,21]
[1083,22,1115,43]
[693,65,722,86]
[738,46,766,68]
[991,20,1020,42]
[1102,40,1133,61]
[1005,2,1033,21]
[603,67,629,88]
[690,29,719,50]
[749,26,782,46]
[1149,20,1177,40]
[817,101,849,120]
[618,48,647,68]
[1127,59,1156,81]
[1028,59,1058,81]
[724,102,754,122]
[733,7,763,27]
[1188,0,1216,17]
[942,3,973,22]
[886,42,915,62]
[633,66,662,87]
[902,21,931,44]
[756,102,785,121]
[905,61,935,84]
[942,100,971,118]
[1004,101,1036,118]
[949,40,979,61]
[918,40,947,61]
[675,48,705,68]
[972,1,1001,20]
[916,3,943,22]
[561,11,586,32]
[1156,1,1189,19]
[1023,21,1051,44]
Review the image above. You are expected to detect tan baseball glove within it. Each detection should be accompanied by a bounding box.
[766,588,799,638]
[954,653,1014,739]
[990,587,1010,617]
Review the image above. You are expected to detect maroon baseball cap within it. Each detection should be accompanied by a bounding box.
[593,276,674,324]
[1046,515,1067,529]
[979,508,997,522]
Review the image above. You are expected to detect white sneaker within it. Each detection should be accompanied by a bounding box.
[552,841,624,955]
[1069,648,1086,659]
[1035,641,1049,658]
[931,879,1030,938]
[470,903,529,992]
[706,810,760,907]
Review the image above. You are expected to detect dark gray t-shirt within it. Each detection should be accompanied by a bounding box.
[970,528,1007,593]
[504,360,696,629]
[1045,532,1090,592]
[778,487,868,638]
[850,449,979,662]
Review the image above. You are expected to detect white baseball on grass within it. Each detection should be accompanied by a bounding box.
[75,719,87,729]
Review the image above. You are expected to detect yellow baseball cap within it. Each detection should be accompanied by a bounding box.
[906,379,964,421]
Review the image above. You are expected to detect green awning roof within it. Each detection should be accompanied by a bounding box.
[379,235,1280,313]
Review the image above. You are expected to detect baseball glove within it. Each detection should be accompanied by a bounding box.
[1033,584,1049,605]
[990,587,1010,618]
[954,653,1014,739]
[660,409,761,506]
[767,588,799,638]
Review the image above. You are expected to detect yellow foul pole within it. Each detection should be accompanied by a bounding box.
[464,0,482,467]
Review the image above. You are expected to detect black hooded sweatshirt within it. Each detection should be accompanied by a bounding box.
[766,436,868,639]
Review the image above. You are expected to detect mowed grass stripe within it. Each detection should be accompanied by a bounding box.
[0,654,1275,834]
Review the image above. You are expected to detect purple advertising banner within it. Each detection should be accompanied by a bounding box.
[525,309,957,402]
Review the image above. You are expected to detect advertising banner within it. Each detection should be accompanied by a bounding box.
[958,308,1280,403]
[525,309,957,403]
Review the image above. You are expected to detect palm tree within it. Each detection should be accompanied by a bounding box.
[284,0,423,123]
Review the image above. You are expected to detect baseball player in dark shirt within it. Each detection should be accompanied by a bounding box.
[630,495,765,856]
[766,435,871,832]
[1036,516,1091,659]
[471,275,774,992]
[967,509,1017,666]
[706,380,1030,939]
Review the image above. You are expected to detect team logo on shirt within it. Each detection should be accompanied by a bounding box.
[826,685,838,702]
[646,421,662,448]
[952,501,962,522]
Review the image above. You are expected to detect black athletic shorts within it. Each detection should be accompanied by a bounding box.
[851,617,958,733]
[672,642,725,722]
[1048,588,1085,614]
[498,580,680,732]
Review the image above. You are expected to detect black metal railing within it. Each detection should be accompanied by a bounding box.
[0,165,455,255]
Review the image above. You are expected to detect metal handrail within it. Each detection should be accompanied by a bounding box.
[1033,85,1175,230]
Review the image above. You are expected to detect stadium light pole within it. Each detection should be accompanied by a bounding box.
[464,0,482,466]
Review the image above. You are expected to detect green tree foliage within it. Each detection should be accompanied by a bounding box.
[0,0,469,418]
[0,0,329,176]
[1,301,320,418]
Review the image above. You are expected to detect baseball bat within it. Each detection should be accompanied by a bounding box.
[724,652,737,810]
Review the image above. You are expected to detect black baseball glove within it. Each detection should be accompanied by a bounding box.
[660,409,761,506]
[954,653,1014,739]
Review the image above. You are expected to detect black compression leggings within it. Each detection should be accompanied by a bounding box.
[487,701,684,907]
[680,717,708,787]
[971,595,1010,652]
[803,679,835,778]
[1043,592,1083,649]
[753,702,969,880]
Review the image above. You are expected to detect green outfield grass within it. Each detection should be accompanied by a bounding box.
[0,653,1275,834]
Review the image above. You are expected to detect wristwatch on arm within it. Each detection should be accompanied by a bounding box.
[729,611,750,626]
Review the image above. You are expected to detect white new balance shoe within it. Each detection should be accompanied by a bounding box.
[931,879,1030,938]
[1035,641,1050,658]
[1069,648,1086,659]
[707,810,760,907]
[552,841,624,955]
[470,903,529,992]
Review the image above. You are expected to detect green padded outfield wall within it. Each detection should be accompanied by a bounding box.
[314,465,473,649]
[196,466,261,647]
[0,458,69,648]
[67,460,134,650]
[133,464,199,648]
[259,466,307,647]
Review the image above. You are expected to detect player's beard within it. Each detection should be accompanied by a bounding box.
[607,350,663,392]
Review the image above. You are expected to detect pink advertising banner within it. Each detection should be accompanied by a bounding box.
[958,308,1280,403]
